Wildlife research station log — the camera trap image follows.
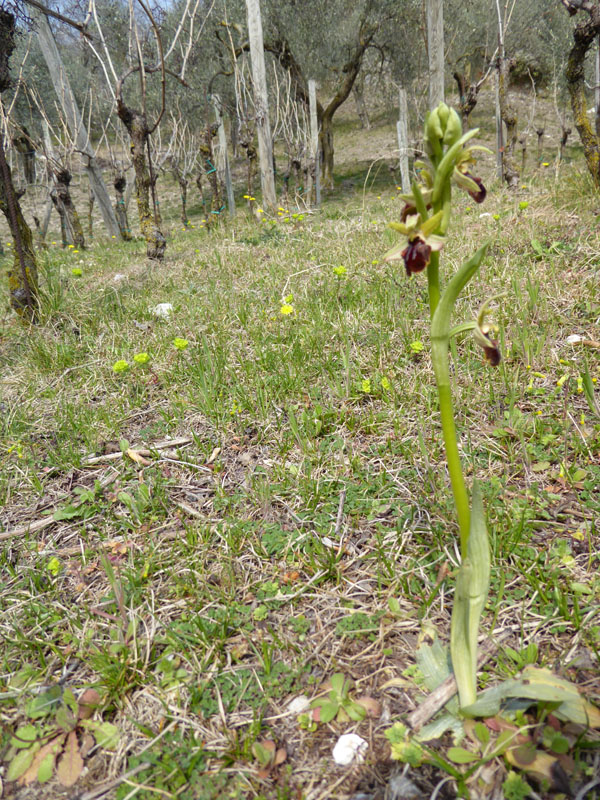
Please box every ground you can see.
[0,88,599,799]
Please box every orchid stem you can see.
[427,250,440,319]
[431,338,471,557]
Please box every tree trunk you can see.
[239,139,257,204]
[212,95,235,217]
[397,86,410,193]
[50,189,69,247]
[498,56,520,189]
[87,187,94,240]
[320,112,335,189]
[565,9,600,186]
[195,169,209,220]
[12,127,36,184]
[559,126,572,162]
[201,124,224,218]
[116,101,166,260]
[536,127,544,165]
[0,9,39,320]
[519,136,527,174]
[453,71,480,128]
[54,168,85,249]
[309,78,320,207]
[267,24,374,190]
[0,140,39,318]
[352,82,371,129]
[178,176,188,225]
[113,175,132,240]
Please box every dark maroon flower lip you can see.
[482,337,501,366]
[400,203,417,223]
[402,238,432,276]
[466,174,486,204]
[401,201,432,222]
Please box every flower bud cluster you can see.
[425,102,463,157]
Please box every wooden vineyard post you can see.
[595,36,600,138]
[245,0,276,210]
[427,0,444,108]
[495,69,504,181]
[309,79,320,207]
[212,95,235,217]
[397,87,410,192]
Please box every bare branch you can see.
[23,0,92,38]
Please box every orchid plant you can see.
[384,102,496,711]
[381,105,600,795]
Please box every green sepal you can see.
[420,210,444,238]
[383,240,408,262]
[453,169,482,195]
[412,181,430,220]
[432,129,480,206]
[449,321,476,339]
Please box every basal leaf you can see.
[447,746,479,764]
[26,685,62,719]
[7,745,39,782]
[90,721,120,750]
[11,724,38,749]
[56,731,84,787]
[53,504,85,521]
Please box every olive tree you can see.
[0,3,38,319]
[561,0,600,186]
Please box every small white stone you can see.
[113,273,127,283]
[479,212,491,218]
[332,733,368,766]
[566,334,583,344]
[151,302,174,318]
[287,695,310,714]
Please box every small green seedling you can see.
[3,685,119,788]
[251,739,287,779]
[309,673,366,724]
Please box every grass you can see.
[1,106,600,799]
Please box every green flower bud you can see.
[426,108,443,142]
[437,102,450,128]
[425,110,444,159]
[443,107,463,146]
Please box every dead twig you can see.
[69,761,151,800]
[82,436,192,465]
[0,470,118,541]
[334,488,346,538]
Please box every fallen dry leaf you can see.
[126,448,152,467]
[206,446,221,464]
[356,695,382,718]
[78,689,100,720]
